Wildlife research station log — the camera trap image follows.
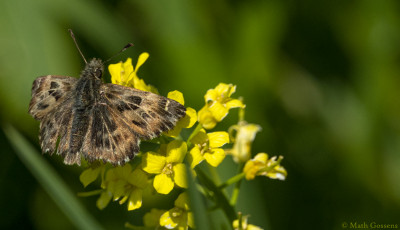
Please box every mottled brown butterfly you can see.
[28,30,186,166]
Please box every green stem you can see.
[230,163,245,205]
[218,172,245,189]
[195,168,237,223]
[230,178,242,206]
[77,189,103,197]
[186,123,203,148]
[238,212,243,230]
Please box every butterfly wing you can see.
[79,83,186,165]
[29,75,77,120]
[29,75,77,157]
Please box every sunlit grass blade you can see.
[3,124,104,230]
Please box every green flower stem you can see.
[238,212,244,230]
[230,163,244,205]
[195,168,237,223]
[230,177,242,206]
[218,172,245,189]
[3,124,104,230]
[77,189,103,197]
[186,123,203,148]
[195,182,211,199]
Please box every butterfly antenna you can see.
[104,43,134,64]
[68,29,87,64]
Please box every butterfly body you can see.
[29,58,186,166]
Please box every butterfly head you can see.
[84,58,104,79]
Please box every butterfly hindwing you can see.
[80,102,140,165]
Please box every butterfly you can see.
[28,30,186,166]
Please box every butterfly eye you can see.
[94,69,102,78]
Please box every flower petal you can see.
[110,180,126,200]
[187,212,195,228]
[142,152,166,174]
[254,153,268,163]
[165,107,196,137]
[174,192,190,210]
[243,160,259,180]
[198,106,218,129]
[96,191,112,210]
[160,209,178,229]
[144,209,166,227]
[215,83,232,96]
[127,189,143,211]
[173,163,188,188]
[128,169,148,188]
[154,174,174,194]
[108,62,123,84]
[226,98,245,109]
[122,58,135,84]
[80,167,101,187]
[135,52,149,73]
[185,107,197,128]
[265,165,287,180]
[189,129,208,145]
[168,90,184,105]
[208,101,229,121]
[208,131,229,148]
[166,140,187,163]
[188,146,204,168]
[204,88,218,102]
[204,148,226,167]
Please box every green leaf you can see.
[3,124,104,230]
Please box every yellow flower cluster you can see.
[228,121,262,163]
[198,83,245,129]
[108,53,158,93]
[132,193,194,230]
[243,153,287,181]
[79,53,286,230]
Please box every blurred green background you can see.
[1,0,400,229]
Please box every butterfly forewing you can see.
[29,75,77,120]
[29,75,77,156]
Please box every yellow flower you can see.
[165,90,197,137]
[228,121,262,163]
[96,164,148,211]
[108,53,158,93]
[198,83,245,129]
[188,129,229,168]
[142,140,188,194]
[233,214,263,230]
[243,153,287,181]
[160,192,194,230]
